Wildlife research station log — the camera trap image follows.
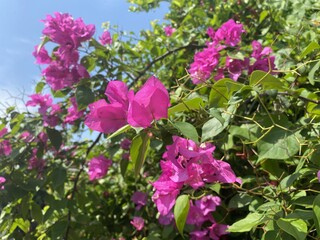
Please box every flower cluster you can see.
[28,148,46,172]
[85,76,170,133]
[88,155,112,181]
[131,191,148,210]
[164,25,176,37]
[0,176,6,190]
[26,94,61,127]
[187,196,228,240]
[189,19,276,83]
[130,216,145,231]
[64,97,84,125]
[0,128,11,157]
[99,31,112,45]
[152,136,239,216]
[33,12,95,90]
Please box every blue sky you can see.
[0,0,169,112]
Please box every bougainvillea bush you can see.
[1,0,320,239]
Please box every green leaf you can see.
[81,55,96,72]
[174,122,199,143]
[174,195,190,237]
[50,167,67,189]
[228,193,253,209]
[313,194,320,236]
[31,203,43,223]
[35,81,45,93]
[10,218,30,233]
[209,78,243,108]
[279,172,301,189]
[51,221,68,239]
[75,85,95,110]
[276,218,307,240]
[130,132,150,177]
[46,128,62,151]
[37,36,50,53]
[250,70,285,90]
[107,124,131,140]
[172,0,185,8]
[228,212,264,232]
[259,10,269,23]
[308,60,320,85]
[257,128,301,161]
[300,41,320,58]
[201,104,235,141]
[168,97,204,116]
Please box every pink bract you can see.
[131,191,148,210]
[64,97,84,124]
[127,76,170,128]
[0,176,6,190]
[99,31,112,45]
[0,140,12,156]
[33,45,51,64]
[0,128,8,138]
[213,19,245,46]
[42,12,95,50]
[88,155,112,181]
[164,25,176,37]
[130,216,144,231]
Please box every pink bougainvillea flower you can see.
[213,19,245,46]
[164,25,176,37]
[317,170,320,182]
[85,81,133,134]
[251,40,272,60]
[195,195,221,216]
[188,45,220,84]
[120,138,131,150]
[186,203,209,227]
[208,223,228,240]
[42,12,95,50]
[99,31,112,45]
[249,56,276,74]
[130,216,144,231]
[28,149,46,171]
[20,131,33,143]
[127,76,170,128]
[64,97,84,124]
[88,155,112,181]
[0,176,6,190]
[131,191,148,210]
[249,40,276,74]
[190,230,209,240]
[158,211,174,225]
[33,45,51,64]
[105,81,134,109]
[26,94,53,115]
[152,136,239,216]
[0,127,8,138]
[42,62,89,91]
[0,140,12,156]
[207,27,215,40]
[225,57,249,81]
[85,99,128,134]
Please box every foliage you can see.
[0,0,320,239]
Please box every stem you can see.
[128,43,205,88]
[64,133,102,239]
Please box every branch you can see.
[64,132,102,239]
[129,43,205,88]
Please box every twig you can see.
[64,132,103,239]
[128,43,205,88]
